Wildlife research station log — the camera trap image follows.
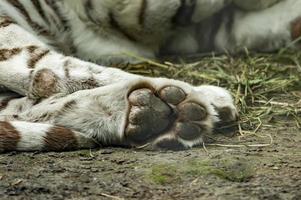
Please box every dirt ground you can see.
[0,54,301,200]
[0,125,300,200]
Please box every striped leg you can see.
[0,121,97,152]
[0,75,238,152]
[0,16,138,98]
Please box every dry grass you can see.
[120,50,301,143]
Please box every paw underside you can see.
[124,86,237,150]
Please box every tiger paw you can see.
[124,82,237,150]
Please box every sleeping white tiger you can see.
[0,0,300,152]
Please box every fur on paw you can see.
[124,82,219,150]
[195,85,238,135]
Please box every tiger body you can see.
[1,0,300,64]
[0,0,300,152]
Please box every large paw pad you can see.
[125,86,211,150]
[126,88,173,144]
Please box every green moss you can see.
[149,164,180,185]
[78,150,94,157]
[148,159,254,185]
[184,159,254,182]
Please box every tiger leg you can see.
[2,76,236,151]
[0,121,97,152]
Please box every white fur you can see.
[215,0,301,52]
[193,0,229,22]
[195,85,237,120]
[12,121,49,151]
[234,0,282,11]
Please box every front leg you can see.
[0,77,237,152]
[16,77,237,150]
